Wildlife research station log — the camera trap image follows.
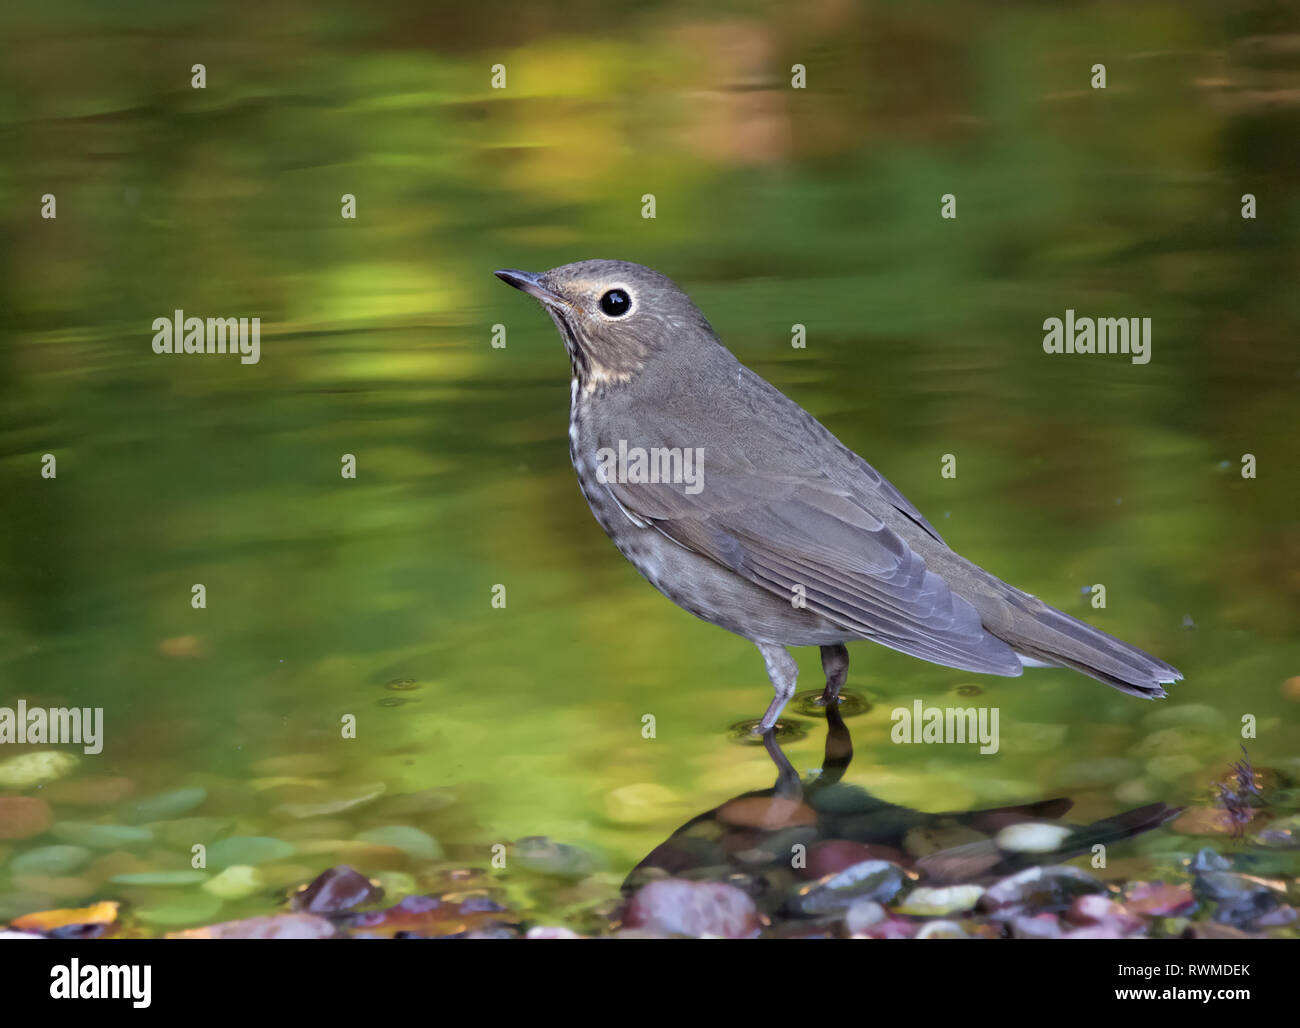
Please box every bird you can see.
[495,259,1183,732]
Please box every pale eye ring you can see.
[599,288,631,317]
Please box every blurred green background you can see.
[0,0,1297,932]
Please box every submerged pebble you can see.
[9,845,92,876]
[514,837,604,878]
[85,851,153,880]
[9,899,119,934]
[354,825,442,861]
[110,871,210,887]
[201,865,264,900]
[995,822,1073,854]
[206,836,296,869]
[123,787,208,824]
[0,798,54,840]
[787,860,907,915]
[136,891,223,926]
[1063,894,1145,936]
[169,913,338,939]
[895,884,985,916]
[1194,871,1284,926]
[291,865,383,914]
[0,752,80,789]
[526,925,582,939]
[51,822,153,850]
[622,879,761,939]
[979,865,1105,917]
[844,899,886,933]
[915,919,968,939]
[43,777,135,806]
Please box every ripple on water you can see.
[727,719,811,743]
[790,689,870,718]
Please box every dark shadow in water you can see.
[626,703,1180,898]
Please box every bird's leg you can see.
[754,642,799,733]
[818,643,849,707]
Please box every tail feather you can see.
[997,596,1182,698]
[946,558,1184,698]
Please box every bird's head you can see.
[495,259,716,389]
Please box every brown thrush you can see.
[496,260,1182,731]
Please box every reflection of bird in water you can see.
[625,703,1180,902]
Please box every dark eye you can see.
[599,288,631,317]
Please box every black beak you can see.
[494,269,572,310]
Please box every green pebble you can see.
[206,836,295,869]
[123,787,208,824]
[51,822,154,849]
[135,891,223,926]
[354,825,442,861]
[201,865,264,900]
[9,845,93,876]
[110,870,210,886]
[0,751,80,789]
